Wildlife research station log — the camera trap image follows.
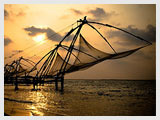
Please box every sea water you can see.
[4,79,156,116]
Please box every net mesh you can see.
[48,52,72,75]
[4,58,36,77]
[48,34,144,75]
[74,34,111,65]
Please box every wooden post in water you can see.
[25,72,28,85]
[15,76,19,90]
[61,76,64,91]
[10,77,13,85]
[55,76,58,91]
[33,77,36,90]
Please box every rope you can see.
[5,22,77,60]
[88,21,152,45]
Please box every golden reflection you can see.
[27,91,47,116]
[30,105,44,116]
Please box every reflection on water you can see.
[4,79,156,116]
[29,105,43,116]
[28,91,45,116]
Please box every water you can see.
[4,79,156,116]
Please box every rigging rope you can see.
[5,21,77,61]
[88,21,152,45]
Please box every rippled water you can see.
[4,79,156,116]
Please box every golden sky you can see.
[4,4,156,80]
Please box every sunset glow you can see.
[4,4,156,80]
[33,34,46,43]
[4,4,156,117]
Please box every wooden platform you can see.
[4,75,64,91]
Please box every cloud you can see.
[87,8,117,21]
[16,10,26,17]
[24,26,63,41]
[70,8,82,15]
[4,9,9,20]
[87,8,106,21]
[61,7,117,22]
[108,24,156,46]
[4,37,12,46]
[4,7,26,21]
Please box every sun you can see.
[33,34,46,43]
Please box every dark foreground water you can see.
[4,79,156,116]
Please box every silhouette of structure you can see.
[4,16,152,91]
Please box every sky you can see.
[4,4,156,80]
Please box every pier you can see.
[5,75,64,91]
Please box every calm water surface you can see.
[4,79,156,116]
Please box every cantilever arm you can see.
[20,63,31,68]
[29,50,53,73]
[87,23,117,54]
[88,21,152,45]
[59,24,81,45]
[21,58,36,66]
[29,24,81,74]
[61,45,98,60]
[60,45,81,63]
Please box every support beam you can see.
[87,23,117,54]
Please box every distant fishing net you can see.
[4,57,36,77]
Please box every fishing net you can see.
[47,34,144,75]
[4,57,36,77]
[48,53,72,76]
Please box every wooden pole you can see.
[33,77,36,90]
[61,76,64,91]
[15,76,19,90]
[55,17,86,91]
[55,76,58,91]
